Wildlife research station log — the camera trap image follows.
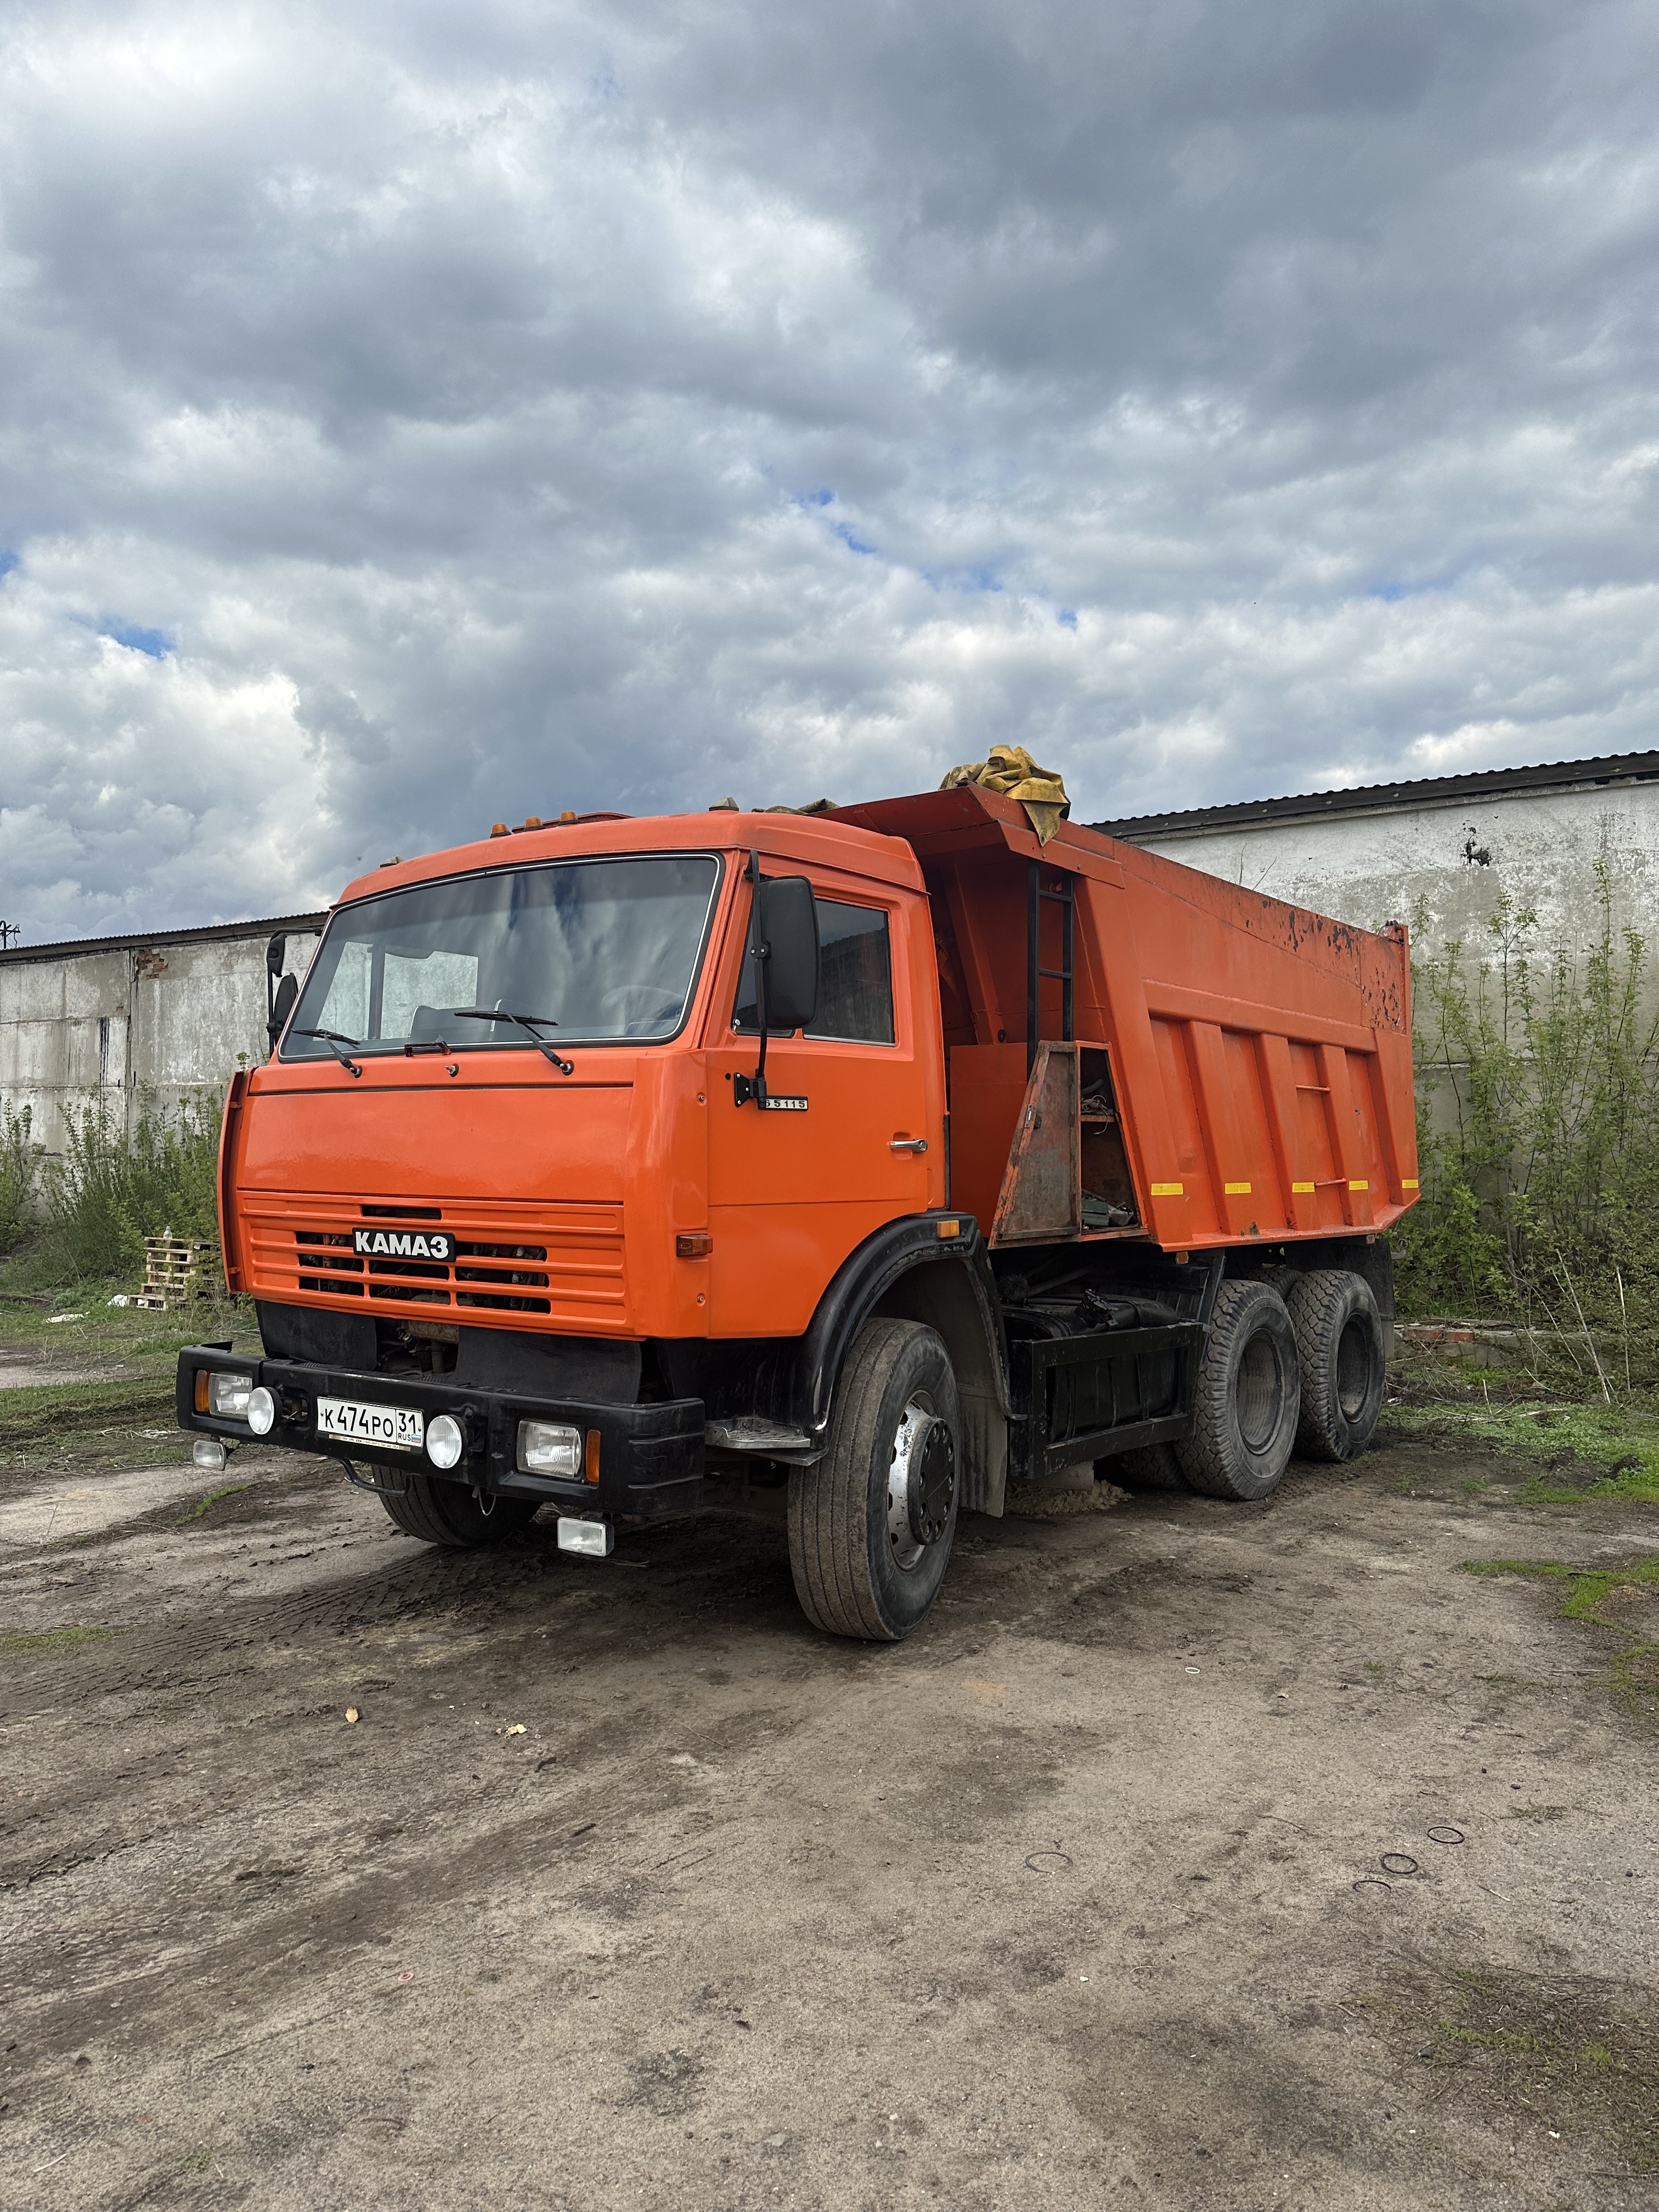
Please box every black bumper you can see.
[176,1346,704,1521]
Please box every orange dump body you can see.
[836,784,1419,1252]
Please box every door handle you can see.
[889,1136,928,1154]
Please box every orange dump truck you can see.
[177,782,1418,1640]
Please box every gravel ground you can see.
[1,1417,1656,2211]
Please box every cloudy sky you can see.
[2,0,1656,937]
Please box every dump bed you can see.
[835,785,1418,1253]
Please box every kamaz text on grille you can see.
[352,1228,454,1261]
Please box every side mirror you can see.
[755,874,819,1033]
[268,970,299,1051]
[266,933,287,979]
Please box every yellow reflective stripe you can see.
[1290,1181,1315,1194]
[1349,1179,1369,1192]
[1402,1178,1420,1190]
[1223,1182,1251,1195]
[1149,1182,1184,1198]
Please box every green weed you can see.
[1395,868,1659,1385]
[1390,1396,1659,1503]
[42,1092,221,1281]
[1357,1957,1659,2173]
[179,1482,255,1522]
[0,1089,223,1288]
[0,1623,119,1656]
[0,1101,41,1255]
[0,1376,181,1452]
[1462,1556,1659,1716]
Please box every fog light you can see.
[556,1515,613,1558]
[193,1436,228,1473]
[426,1412,465,1470]
[246,1386,276,1437]
[207,1370,254,1419]
[517,1419,583,1478]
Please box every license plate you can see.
[317,1397,425,1452]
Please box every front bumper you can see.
[176,1346,703,1520]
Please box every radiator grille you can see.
[244,1196,626,1329]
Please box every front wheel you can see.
[788,1318,960,1641]
[379,1475,540,1548]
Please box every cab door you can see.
[704,871,943,1339]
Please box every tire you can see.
[379,1476,541,1548]
[1285,1269,1386,1462]
[1110,1442,1190,1493]
[787,1318,960,1641]
[1175,1280,1300,1502]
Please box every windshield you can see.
[282,854,723,1059]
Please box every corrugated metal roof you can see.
[1094,749,1659,841]
[0,911,329,967]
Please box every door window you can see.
[735,899,895,1044]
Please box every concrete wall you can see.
[1124,781,1659,985]
[0,921,323,1160]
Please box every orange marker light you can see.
[193,1368,210,1413]
[489,822,509,837]
[935,1218,961,1238]
[584,1429,601,1485]
[560,810,578,823]
[675,1231,713,1258]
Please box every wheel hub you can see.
[887,1398,956,1570]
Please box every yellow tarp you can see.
[940,744,1070,844]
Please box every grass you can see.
[1462,1556,1659,1720]
[0,1623,120,1656]
[1355,1956,1659,2175]
[0,1375,184,1453]
[178,1481,256,1522]
[1387,1391,1659,1504]
[0,1266,256,1470]
[0,1266,245,1362]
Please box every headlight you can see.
[207,1370,255,1419]
[246,1386,276,1436]
[517,1419,583,1478]
[426,1412,465,1470]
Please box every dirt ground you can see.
[2,1370,1657,2210]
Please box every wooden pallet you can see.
[134,1233,219,1311]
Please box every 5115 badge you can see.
[352,1227,454,1261]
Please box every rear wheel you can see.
[1176,1280,1300,1501]
[379,1476,540,1548]
[1285,1269,1386,1462]
[788,1318,960,1641]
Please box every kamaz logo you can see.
[352,1228,453,1261]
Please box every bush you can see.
[1395,864,1659,1361]
[39,1092,221,1283]
[0,1101,42,1254]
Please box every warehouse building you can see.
[1098,750,1659,968]
[0,914,324,1159]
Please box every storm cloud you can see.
[2,0,1655,933]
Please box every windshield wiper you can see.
[296,1027,363,1078]
[449,1008,575,1076]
